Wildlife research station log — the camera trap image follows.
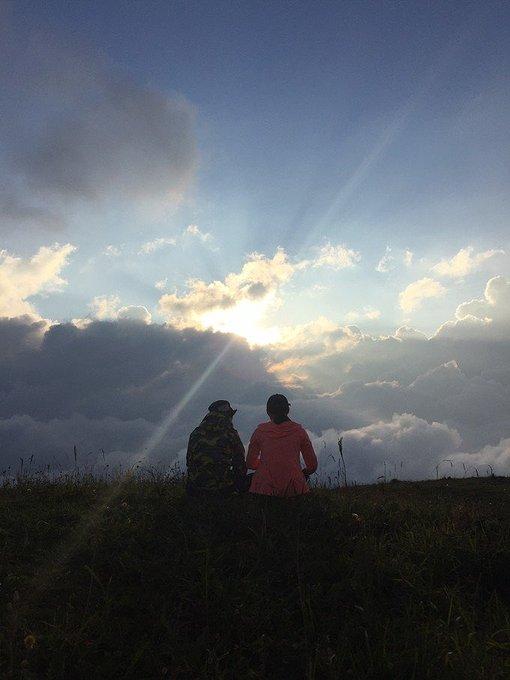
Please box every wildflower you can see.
[24,634,36,649]
[83,639,94,647]
[121,501,129,508]
[352,513,363,522]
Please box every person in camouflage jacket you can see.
[186,400,248,496]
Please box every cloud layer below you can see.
[1,268,510,484]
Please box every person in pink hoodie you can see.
[246,394,318,497]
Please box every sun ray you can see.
[141,338,234,460]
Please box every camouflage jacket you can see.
[186,412,246,494]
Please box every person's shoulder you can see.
[250,422,269,436]
[290,421,308,435]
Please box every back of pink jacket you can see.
[246,420,318,496]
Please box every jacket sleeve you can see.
[300,428,318,475]
[246,428,261,470]
[231,431,247,479]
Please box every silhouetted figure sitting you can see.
[247,394,318,497]
[186,400,249,497]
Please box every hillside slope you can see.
[1,477,510,679]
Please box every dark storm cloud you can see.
[0,26,196,231]
[0,317,287,471]
[0,319,277,425]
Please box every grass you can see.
[1,475,510,679]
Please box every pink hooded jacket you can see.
[246,420,318,497]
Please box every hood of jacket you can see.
[256,420,302,439]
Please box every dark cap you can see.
[208,399,237,417]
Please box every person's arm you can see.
[246,429,261,470]
[300,428,318,476]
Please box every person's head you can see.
[266,393,291,424]
[208,399,237,419]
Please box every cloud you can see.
[139,238,177,255]
[139,225,214,259]
[84,296,151,324]
[435,275,510,340]
[0,243,76,317]
[376,246,413,273]
[155,278,168,291]
[268,319,363,387]
[432,246,504,279]
[376,246,394,273]
[313,243,361,270]
[312,413,461,484]
[184,224,213,243]
[0,316,284,473]
[0,192,66,231]
[103,245,122,258]
[158,248,295,329]
[267,276,510,395]
[399,277,446,312]
[403,249,413,267]
[1,28,196,231]
[394,325,428,341]
[88,295,121,321]
[157,243,363,337]
[0,318,278,426]
[117,305,152,324]
[2,274,510,482]
[452,438,510,477]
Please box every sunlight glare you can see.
[201,299,281,347]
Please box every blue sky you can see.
[2,0,510,337]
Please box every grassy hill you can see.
[1,475,510,679]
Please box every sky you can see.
[1,0,510,483]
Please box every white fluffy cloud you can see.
[157,244,362,343]
[86,296,151,324]
[117,305,152,324]
[88,295,121,320]
[158,248,296,329]
[313,242,361,269]
[436,275,510,339]
[399,277,446,312]
[0,243,76,317]
[432,246,504,279]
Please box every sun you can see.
[201,299,281,347]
